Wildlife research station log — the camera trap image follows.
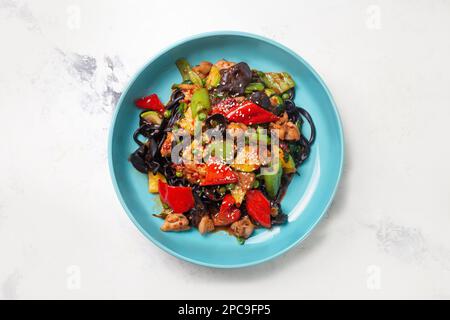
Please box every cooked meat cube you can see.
[198,215,215,235]
[192,61,213,77]
[230,216,255,239]
[161,213,190,232]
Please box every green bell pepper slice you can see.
[176,58,192,82]
[260,72,295,95]
[176,58,203,86]
[262,161,282,199]
[244,82,265,94]
[190,88,211,118]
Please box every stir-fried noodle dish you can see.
[129,59,315,244]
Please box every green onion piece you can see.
[244,82,265,94]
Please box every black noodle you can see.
[129,89,185,175]
[298,107,316,145]
[284,99,316,167]
[161,158,187,186]
[284,99,300,123]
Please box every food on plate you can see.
[129,58,316,244]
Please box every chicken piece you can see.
[183,90,194,102]
[237,171,255,190]
[198,215,215,235]
[192,61,212,78]
[277,112,289,125]
[160,132,174,157]
[215,59,236,70]
[230,216,255,239]
[227,122,248,139]
[173,163,206,185]
[228,122,247,130]
[176,83,200,103]
[269,112,288,139]
[269,122,284,140]
[177,84,199,91]
[231,172,255,206]
[284,122,301,141]
[269,112,300,141]
[161,213,190,232]
[179,85,200,103]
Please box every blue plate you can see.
[108,31,344,268]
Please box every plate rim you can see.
[108,30,345,268]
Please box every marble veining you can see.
[376,219,427,264]
[55,48,128,114]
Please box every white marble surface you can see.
[1,0,450,300]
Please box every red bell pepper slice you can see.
[199,162,238,186]
[226,101,279,125]
[135,93,165,113]
[245,190,271,228]
[210,97,241,116]
[158,180,194,213]
[213,194,241,226]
